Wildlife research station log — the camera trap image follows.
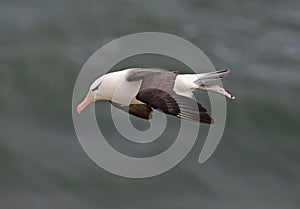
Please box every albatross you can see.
[76,68,234,124]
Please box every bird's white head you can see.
[76,76,105,114]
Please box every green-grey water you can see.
[1,0,299,208]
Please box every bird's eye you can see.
[91,86,98,92]
[91,81,102,92]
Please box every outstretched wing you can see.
[126,68,213,124]
[136,88,213,124]
[126,68,178,92]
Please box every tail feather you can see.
[174,69,234,100]
[194,69,235,100]
[194,69,230,84]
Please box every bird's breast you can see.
[101,71,142,105]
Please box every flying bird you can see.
[76,68,234,124]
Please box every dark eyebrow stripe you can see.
[91,82,102,91]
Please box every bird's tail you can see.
[175,69,235,99]
[193,69,230,84]
[195,69,235,99]
[197,83,235,99]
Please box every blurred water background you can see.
[0,0,299,208]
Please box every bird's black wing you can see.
[136,88,213,124]
[126,68,213,124]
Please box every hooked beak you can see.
[76,92,94,114]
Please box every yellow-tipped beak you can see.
[76,92,94,114]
